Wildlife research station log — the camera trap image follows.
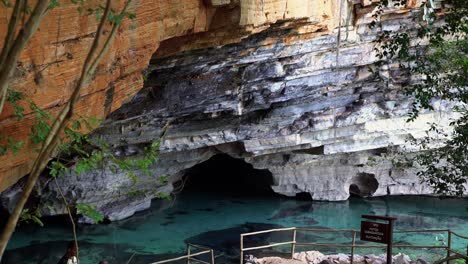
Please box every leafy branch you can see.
[371,0,468,195]
[0,0,135,259]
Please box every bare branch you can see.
[54,178,79,259]
[0,0,49,115]
[0,0,129,259]
[0,0,25,67]
[88,0,133,75]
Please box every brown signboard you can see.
[360,221,390,244]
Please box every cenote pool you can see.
[3,192,468,264]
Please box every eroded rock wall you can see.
[3,1,465,221]
[88,2,460,207]
[0,0,334,192]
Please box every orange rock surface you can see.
[0,0,344,192]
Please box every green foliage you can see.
[20,208,44,227]
[48,116,160,186]
[0,136,24,156]
[155,191,171,200]
[86,6,136,24]
[1,0,12,7]
[29,100,52,145]
[6,90,25,120]
[47,0,60,10]
[49,160,69,177]
[1,1,143,227]
[126,189,171,200]
[127,189,146,197]
[372,0,468,195]
[158,175,169,185]
[104,140,161,180]
[76,203,104,223]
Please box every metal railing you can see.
[150,243,215,264]
[240,228,468,264]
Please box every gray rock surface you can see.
[257,251,420,264]
[2,4,466,221]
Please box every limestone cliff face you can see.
[0,0,336,192]
[3,1,465,222]
[92,2,459,205]
[4,1,464,222]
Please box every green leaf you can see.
[20,208,44,227]
[155,192,171,200]
[48,0,60,10]
[76,203,104,223]
[7,138,24,155]
[0,136,24,156]
[124,12,136,20]
[30,119,51,144]
[95,7,103,21]
[71,119,82,130]
[6,90,25,120]
[49,161,69,177]
[1,0,12,7]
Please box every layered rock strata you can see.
[2,2,466,221]
[0,0,337,192]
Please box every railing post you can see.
[211,249,215,264]
[186,243,191,264]
[240,234,244,264]
[447,230,452,264]
[291,228,297,259]
[351,230,356,264]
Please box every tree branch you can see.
[0,0,49,115]
[88,0,133,75]
[0,0,127,259]
[54,178,79,260]
[0,0,25,67]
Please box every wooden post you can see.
[447,230,452,264]
[387,218,394,264]
[351,231,356,264]
[240,235,244,264]
[291,228,297,259]
[210,249,215,264]
[186,243,191,264]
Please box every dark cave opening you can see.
[349,173,379,197]
[295,192,312,200]
[181,154,275,196]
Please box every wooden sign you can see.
[360,221,389,244]
[361,215,397,264]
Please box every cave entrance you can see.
[349,173,379,197]
[182,154,275,196]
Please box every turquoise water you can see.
[3,193,468,264]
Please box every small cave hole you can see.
[295,192,312,200]
[182,154,275,196]
[349,173,379,197]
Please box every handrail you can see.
[447,249,468,259]
[450,231,468,240]
[239,228,468,264]
[242,227,296,236]
[149,250,210,264]
[394,229,450,233]
[243,241,294,251]
[296,227,357,232]
[150,243,215,264]
[187,243,213,251]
